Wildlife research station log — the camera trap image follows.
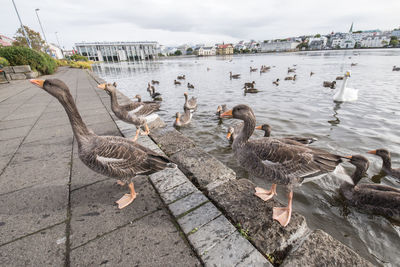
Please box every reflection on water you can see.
[93,49,400,266]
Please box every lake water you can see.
[93,49,400,266]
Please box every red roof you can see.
[218,44,232,48]
[0,35,15,47]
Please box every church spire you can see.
[349,22,354,33]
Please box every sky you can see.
[1,0,399,50]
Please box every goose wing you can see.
[132,102,161,116]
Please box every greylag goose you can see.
[147,86,162,101]
[255,124,317,145]
[244,81,255,88]
[230,72,241,79]
[177,75,185,80]
[216,104,228,117]
[187,83,195,89]
[30,79,173,209]
[226,123,243,143]
[340,155,400,220]
[272,78,280,86]
[184,92,197,111]
[284,74,297,81]
[174,80,181,85]
[221,105,342,227]
[151,80,160,85]
[368,149,400,182]
[97,83,150,141]
[250,67,258,72]
[173,108,192,127]
[323,81,336,89]
[393,66,400,71]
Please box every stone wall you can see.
[0,65,38,83]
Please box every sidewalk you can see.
[0,67,201,266]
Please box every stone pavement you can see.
[0,68,201,266]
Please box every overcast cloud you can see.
[1,0,399,49]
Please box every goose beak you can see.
[255,125,262,130]
[367,150,376,155]
[220,109,233,118]
[343,156,352,159]
[30,79,44,88]
[97,83,106,90]
[226,132,232,139]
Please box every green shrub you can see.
[0,57,9,66]
[70,54,88,61]
[0,46,57,74]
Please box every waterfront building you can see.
[217,44,234,55]
[194,46,216,56]
[308,37,328,50]
[391,30,400,38]
[75,41,158,62]
[0,34,14,46]
[48,43,64,59]
[259,41,299,52]
[361,35,391,48]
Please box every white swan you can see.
[333,70,358,102]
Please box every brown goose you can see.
[243,87,260,94]
[244,81,255,88]
[393,66,400,71]
[340,155,400,220]
[310,71,315,77]
[134,94,159,105]
[173,108,192,127]
[30,79,173,209]
[336,76,344,80]
[97,83,150,141]
[284,74,297,81]
[151,80,160,85]
[368,149,400,182]
[255,124,317,145]
[184,92,197,111]
[229,72,241,79]
[226,123,243,143]
[323,81,336,89]
[287,67,296,73]
[187,83,195,89]
[174,80,181,85]
[250,67,258,72]
[221,105,342,227]
[216,104,228,117]
[177,75,185,80]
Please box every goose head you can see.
[134,94,141,101]
[97,83,116,95]
[344,155,369,184]
[368,148,390,160]
[175,112,181,122]
[255,124,271,136]
[220,104,255,121]
[226,126,234,140]
[30,79,71,101]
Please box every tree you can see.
[389,36,399,47]
[174,50,182,56]
[13,25,46,51]
[314,34,321,38]
[186,47,193,55]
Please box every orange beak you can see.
[30,79,44,88]
[220,109,233,118]
[226,132,232,139]
[343,156,352,159]
[255,125,262,130]
[97,83,106,90]
[367,150,376,155]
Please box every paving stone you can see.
[208,179,308,256]
[0,224,65,266]
[188,215,236,255]
[12,65,31,73]
[0,117,35,130]
[24,123,73,143]
[10,73,26,80]
[202,231,256,266]
[168,191,209,218]
[177,201,221,234]
[25,71,39,79]
[149,127,195,156]
[2,66,14,73]
[70,210,201,267]
[70,176,162,248]
[159,181,198,204]
[0,125,31,140]
[171,147,236,189]
[149,167,188,193]
[236,249,272,267]
[281,229,373,267]
[0,137,23,157]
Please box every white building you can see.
[195,46,216,56]
[308,37,328,50]
[48,43,64,59]
[361,35,391,48]
[259,41,299,52]
[391,30,400,38]
[331,34,356,49]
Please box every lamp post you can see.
[11,0,31,48]
[55,31,64,58]
[34,8,48,46]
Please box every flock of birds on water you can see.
[28,61,400,227]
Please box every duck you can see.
[177,75,185,80]
[287,67,296,73]
[243,87,260,94]
[336,76,344,80]
[230,72,241,79]
[98,83,153,141]
[333,70,358,102]
[220,104,342,227]
[30,79,173,209]
[187,83,195,89]
[207,67,211,71]
[147,83,155,92]
[183,92,197,111]
[226,123,243,143]
[250,67,258,72]
[393,66,400,71]
[272,78,280,86]
[244,81,255,88]
[255,124,317,145]
[216,104,228,117]
[284,74,297,81]
[173,108,192,127]
[260,66,270,73]
[310,72,315,77]
[133,94,159,105]
[151,80,160,85]
[351,63,357,67]
[367,149,400,182]
[340,155,400,220]
[323,81,336,89]
[147,86,162,101]
[174,80,181,85]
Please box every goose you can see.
[250,67,258,72]
[340,155,400,220]
[177,75,185,80]
[333,70,358,102]
[133,94,159,105]
[147,86,162,101]
[174,80,181,85]
[244,81,255,88]
[272,78,280,86]
[351,63,357,67]
[284,74,297,81]
[310,72,315,77]
[183,92,197,111]
[323,81,336,89]
[226,123,243,143]
[255,124,317,145]
[98,83,152,141]
[220,104,342,227]
[147,83,155,92]
[151,80,160,85]
[216,104,228,117]
[368,149,400,182]
[30,79,173,209]
[187,83,195,89]
[393,66,400,71]
[260,66,270,73]
[336,76,344,80]
[207,67,211,71]
[244,87,260,94]
[287,67,296,73]
[230,72,241,79]
[173,108,192,127]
